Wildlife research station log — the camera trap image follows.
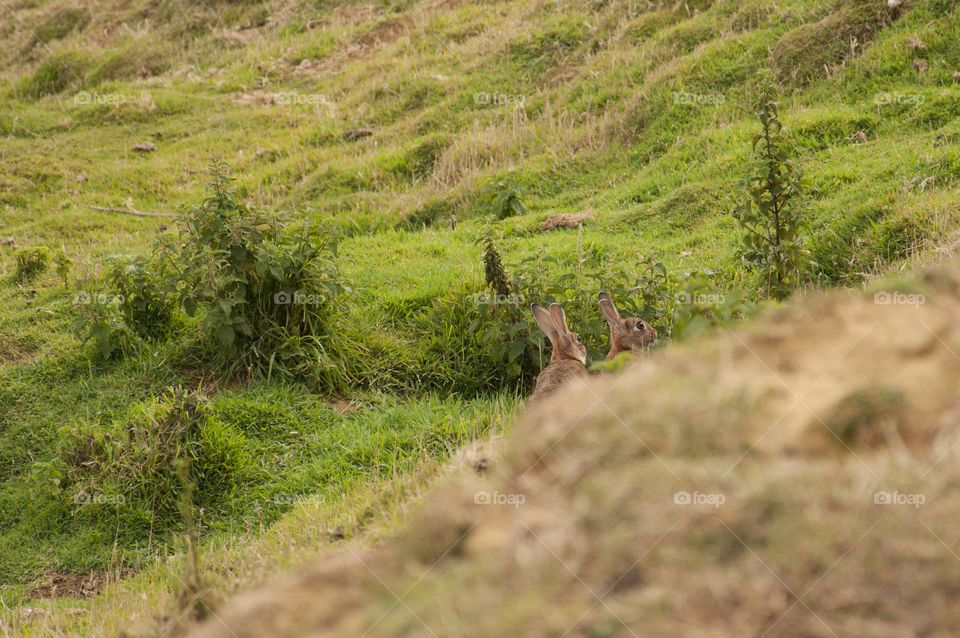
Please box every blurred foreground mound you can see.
[189,261,960,638]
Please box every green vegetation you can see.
[1,0,959,633]
[479,174,528,220]
[163,161,346,383]
[13,245,51,281]
[733,78,809,300]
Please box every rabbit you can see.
[597,291,657,360]
[529,302,587,401]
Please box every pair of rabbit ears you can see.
[531,303,571,341]
[597,291,623,326]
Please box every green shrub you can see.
[671,273,756,341]
[14,245,51,280]
[448,234,752,392]
[107,255,177,340]
[166,161,348,386]
[733,78,810,300]
[479,174,527,220]
[65,163,350,384]
[70,291,133,360]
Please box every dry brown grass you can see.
[540,211,592,230]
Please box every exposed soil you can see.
[29,571,110,599]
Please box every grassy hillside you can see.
[2,0,960,634]
[183,258,960,637]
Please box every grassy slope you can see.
[1,0,960,632]
[185,259,960,638]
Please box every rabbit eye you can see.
[635,322,644,330]
[576,335,582,343]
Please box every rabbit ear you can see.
[531,303,558,342]
[597,291,622,326]
[549,303,570,334]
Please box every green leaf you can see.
[218,324,235,345]
[508,339,526,361]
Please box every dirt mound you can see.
[186,260,960,637]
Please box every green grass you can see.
[1,0,960,628]
[0,373,512,589]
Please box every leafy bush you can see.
[71,292,133,360]
[67,162,350,387]
[14,245,51,280]
[108,256,178,340]
[671,272,756,341]
[164,161,348,385]
[733,78,810,300]
[479,174,527,219]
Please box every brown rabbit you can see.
[529,303,587,401]
[597,291,657,360]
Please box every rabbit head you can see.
[597,291,657,360]
[531,302,587,365]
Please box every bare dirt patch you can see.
[29,572,109,599]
